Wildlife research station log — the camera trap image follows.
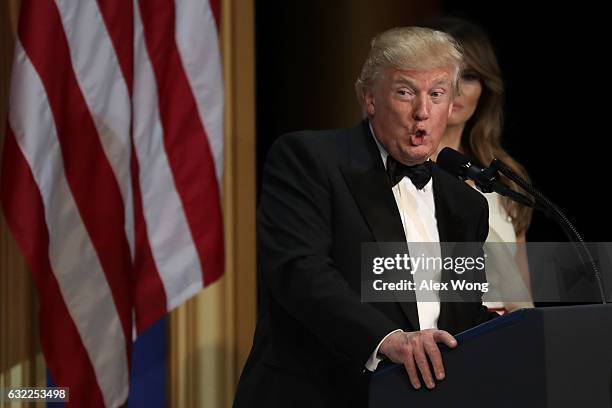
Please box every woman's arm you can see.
[515,232,531,293]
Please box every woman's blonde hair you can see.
[355,26,464,104]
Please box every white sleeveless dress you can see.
[479,191,534,313]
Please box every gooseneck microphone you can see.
[436,147,607,304]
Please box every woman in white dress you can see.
[426,17,534,313]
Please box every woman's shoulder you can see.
[470,184,517,243]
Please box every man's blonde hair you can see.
[355,26,464,104]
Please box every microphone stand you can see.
[484,158,607,304]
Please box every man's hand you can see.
[378,329,457,390]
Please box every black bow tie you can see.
[386,156,432,189]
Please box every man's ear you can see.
[363,87,375,116]
[448,100,454,118]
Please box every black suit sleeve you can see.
[257,133,399,366]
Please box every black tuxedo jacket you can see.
[234,121,493,407]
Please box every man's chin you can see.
[398,147,433,165]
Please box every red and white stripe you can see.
[0,0,224,406]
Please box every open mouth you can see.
[411,129,427,145]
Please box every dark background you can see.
[255,0,611,243]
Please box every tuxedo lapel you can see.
[432,165,476,330]
[339,156,405,244]
[431,164,460,243]
[340,121,420,330]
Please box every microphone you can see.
[437,147,533,207]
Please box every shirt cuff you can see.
[365,329,403,372]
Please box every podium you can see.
[369,304,612,408]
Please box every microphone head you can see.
[437,147,471,179]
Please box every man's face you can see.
[365,67,454,166]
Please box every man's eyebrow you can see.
[431,78,451,88]
[391,78,417,88]
[391,77,451,89]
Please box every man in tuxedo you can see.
[234,27,495,407]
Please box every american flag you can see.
[0,0,224,406]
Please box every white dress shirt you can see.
[365,124,443,371]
